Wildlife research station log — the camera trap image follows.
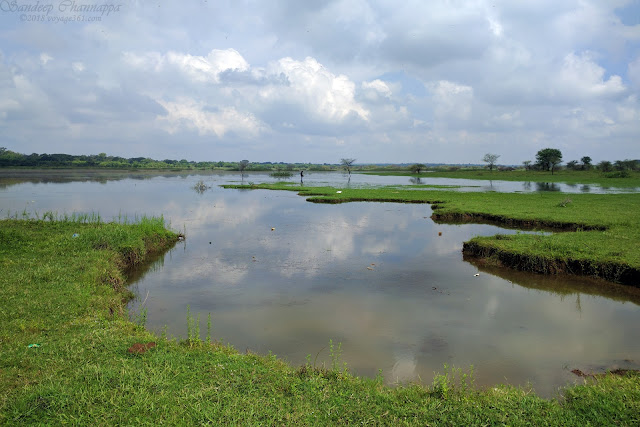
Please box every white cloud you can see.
[124,48,249,83]
[429,80,474,121]
[261,56,369,122]
[617,96,640,122]
[156,98,266,138]
[72,62,85,73]
[557,52,626,99]
[39,53,53,66]
[362,79,392,99]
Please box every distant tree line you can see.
[522,148,639,175]
[0,148,334,171]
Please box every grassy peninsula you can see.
[1,215,639,424]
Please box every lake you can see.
[2,170,639,398]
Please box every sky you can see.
[0,0,639,165]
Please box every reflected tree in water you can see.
[535,182,560,192]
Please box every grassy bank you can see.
[363,169,640,187]
[223,183,640,285]
[1,218,639,424]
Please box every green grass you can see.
[1,216,639,424]
[222,183,640,284]
[364,168,640,187]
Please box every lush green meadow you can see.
[1,216,639,424]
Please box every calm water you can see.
[2,170,639,397]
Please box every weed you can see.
[269,171,294,178]
[329,339,347,373]
[557,198,573,207]
[430,364,475,399]
[193,180,209,193]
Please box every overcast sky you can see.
[1,1,639,164]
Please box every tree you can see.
[522,160,532,170]
[581,156,592,170]
[238,159,250,175]
[340,158,356,175]
[482,153,500,171]
[566,160,579,170]
[409,163,426,174]
[535,148,563,175]
[598,160,612,172]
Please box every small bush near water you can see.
[193,179,210,193]
[270,170,294,178]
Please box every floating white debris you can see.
[474,273,480,277]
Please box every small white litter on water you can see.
[474,273,480,277]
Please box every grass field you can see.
[1,216,639,424]
[363,168,640,188]
[223,183,640,285]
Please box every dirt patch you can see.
[432,211,603,232]
[571,368,639,378]
[127,342,156,355]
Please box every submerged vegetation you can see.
[1,217,639,424]
[222,183,640,285]
[269,170,294,178]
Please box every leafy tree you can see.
[597,160,612,172]
[522,160,532,170]
[566,160,579,170]
[581,156,592,170]
[615,159,639,171]
[238,159,250,174]
[409,163,426,174]
[340,158,356,175]
[482,153,500,171]
[535,148,563,175]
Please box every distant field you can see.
[363,169,640,187]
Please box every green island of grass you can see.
[1,214,639,424]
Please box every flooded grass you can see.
[1,218,639,424]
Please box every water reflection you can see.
[1,169,639,194]
[535,182,561,192]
